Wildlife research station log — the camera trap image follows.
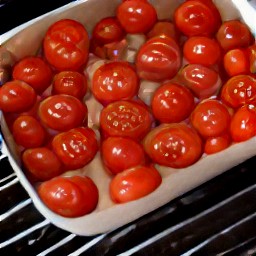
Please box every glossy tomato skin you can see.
[12,115,46,148]
[221,75,256,109]
[0,80,37,113]
[136,37,181,82]
[92,61,139,104]
[110,165,162,203]
[22,147,63,181]
[52,71,88,100]
[204,133,231,155]
[52,127,98,170]
[38,175,98,217]
[38,94,87,131]
[116,0,157,34]
[101,137,146,175]
[151,82,195,123]
[43,19,89,71]
[143,123,203,168]
[12,56,53,94]
[100,100,152,140]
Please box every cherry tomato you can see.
[100,100,152,140]
[190,99,231,138]
[216,20,253,52]
[38,94,87,131]
[180,64,221,99]
[110,165,162,203]
[12,115,46,148]
[204,133,231,155]
[116,0,157,34]
[52,71,88,100]
[220,75,256,108]
[248,44,256,74]
[230,104,256,142]
[0,80,37,113]
[183,36,221,66]
[144,123,203,168]
[22,147,63,181]
[92,61,139,104]
[101,137,146,175]
[136,36,181,82]
[43,19,90,71]
[151,82,195,123]
[174,0,221,37]
[12,56,53,94]
[52,127,98,170]
[38,175,98,217]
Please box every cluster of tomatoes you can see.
[0,0,256,218]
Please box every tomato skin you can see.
[110,165,162,203]
[143,123,203,168]
[151,82,195,123]
[190,99,231,138]
[12,115,46,148]
[43,19,89,71]
[12,56,53,94]
[92,61,139,104]
[38,94,87,131]
[0,80,37,113]
[116,0,157,34]
[136,37,181,82]
[204,133,231,155]
[100,100,152,140]
[52,71,88,100]
[37,175,98,217]
[22,147,63,181]
[52,127,98,170]
[183,36,221,67]
[230,104,256,142]
[101,137,146,175]
[220,75,256,109]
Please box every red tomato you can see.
[248,44,256,73]
[92,17,125,45]
[116,0,157,34]
[52,127,98,170]
[183,36,221,66]
[43,19,90,71]
[180,64,221,99]
[12,56,53,94]
[230,104,256,142]
[174,0,221,37]
[100,100,152,140]
[101,137,146,175]
[22,147,63,181]
[38,175,98,217]
[0,80,37,113]
[204,133,231,155]
[151,82,195,123]
[143,123,203,168]
[12,115,46,148]
[38,94,87,131]
[136,37,181,82]
[110,165,162,203]
[220,75,256,108]
[92,61,139,104]
[216,20,253,52]
[52,71,88,100]
[190,99,231,138]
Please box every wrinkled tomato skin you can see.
[101,137,146,175]
[37,176,98,217]
[230,104,256,142]
[136,37,181,82]
[22,147,64,181]
[110,165,162,203]
[43,19,90,71]
[143,123,203,168]
[0,80,37,113]
[204,133,231,155]
[151,82,195,123]
[38,94,87,132]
